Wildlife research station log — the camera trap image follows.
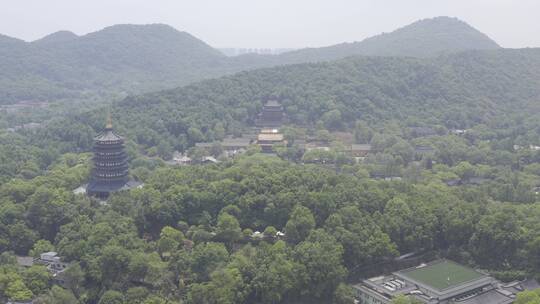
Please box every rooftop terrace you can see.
[396,260,486,292]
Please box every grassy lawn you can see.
[399,260,485,291]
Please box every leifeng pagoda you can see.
[256,100,285,127]
[86,117,132,198]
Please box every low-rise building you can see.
[354,259,538,304]
[221,137,253,151]
[349,144,372,157]
[451,129,468,136]
[257,129,285,153]
[194,142,214,149]
[194,137,253,157]
[410,127,437,138]
[172,152,192,165]
[15,256,34,268]
[201,156,219,164]
[445,177,491,187]
[414,145,436,155]
[35,252,70,287]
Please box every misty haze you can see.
[0,1,540,304]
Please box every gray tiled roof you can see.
[95,129,123,142]
[351,144,372,150]
[456,289,513,304]
[16,256,34,267]
[265,100,281,107]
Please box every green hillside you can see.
[96,48,540,152]
[0,17,501,105]
[277,16,499,62]
[0,24,230,104]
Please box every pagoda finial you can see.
[106,113,113,130]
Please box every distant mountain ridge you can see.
[33,30,79,45]
[278,17,500,61]
[0,24,230,104]
[0,17,502,104]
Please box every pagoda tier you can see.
[87,122,129,198]
[256,100,285,127]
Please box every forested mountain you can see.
[0,24,230,104]
[271,16,500,62]
[7,47,538,183]
[92,48,539,153]
[0,17,500,105]
[4,48,539,181]
[32,30,79,46]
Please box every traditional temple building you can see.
[256,100,285,127]
[86,117,133,198]
[257,128,285,153]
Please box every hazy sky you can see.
[1,0,539,49]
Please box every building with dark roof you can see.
[86,117,140,198]
[195,137,253,152]
[445,177,491,187]
[349,144,372,157]
[415,145,436,154]
[354,259,538,304]
[15,256,34,267]
[34,252,72,288]
[256,100,285,127]
[410,127,437,138]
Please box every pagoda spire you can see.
[106,112,113,130]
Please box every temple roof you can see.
[87,180,142,194]
[95,115,123,142]
[264,100,281,107]
[95,129,123,142]
[258,133,284,141]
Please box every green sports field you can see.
[398,260,485,291]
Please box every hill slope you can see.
[8,48,540,181]
[273,17,499,63]
[0,17,500,104]
[0,24,230,104]
[80,48,539,152]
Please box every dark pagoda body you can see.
[256,100,285,128]
[86,119,130,198]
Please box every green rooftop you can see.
[397,260,486,291]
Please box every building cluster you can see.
[10,252,73,304]
[77,105,471,196]
[36,252,71,287]
[185,100,380,161]
[15,252,71,288]
[184,100,288,160]
[354,259,539,304]
[250,230,286,240]
[6,122,42,133]
[0,100,49,114]
[514,144,540,151]
[444,177,491,187]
